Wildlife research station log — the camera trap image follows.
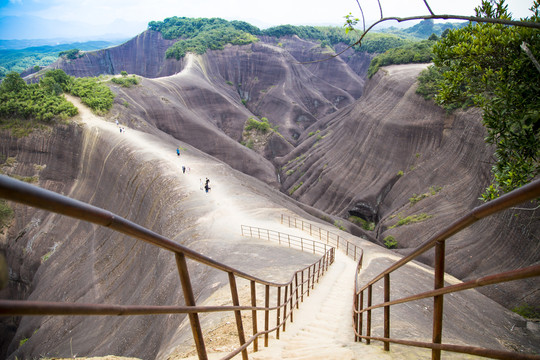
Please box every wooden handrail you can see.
[0,175,335,359]
[354,179,540,360]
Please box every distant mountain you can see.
[0,40,126,76]
[375,19,467,39]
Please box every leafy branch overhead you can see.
[430,0,539,200]
[348,0,539,201]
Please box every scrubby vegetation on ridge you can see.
[149,16,433,59]
[0,69,115,132]
[367,38,437,78]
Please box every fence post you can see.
[301,270,305,302]
[276,286,281,339]
[432,241,445,360]
[283,285,288,331]
[295,273,299,309]
[307,267,311,296]
[228,272,248,360]
[289,282,294,323]
[367,284,372,345]
[384,274,390,351]
[358,290,364,342]
[265,285,270,347]
[251,280,258,352]
[175,253,208,360]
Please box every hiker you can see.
[176,147,180,156]
[182,166,186,174]
[205,178,210,193]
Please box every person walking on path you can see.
[176,147,180,157]
[182,166,186,174]
[205,178,210,193]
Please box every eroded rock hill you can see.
[279,64,540,310]
[3,28,538,359]
[26,30,540,311]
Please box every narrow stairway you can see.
[249,251,393,360]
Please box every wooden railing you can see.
[280,214,362,261]
[354,179,540,360]
[241,224,333,257]
[0,175,335,360]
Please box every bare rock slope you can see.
[1,29,538,359]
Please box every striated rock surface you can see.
[2,28,538,359]
[279,64,539,310]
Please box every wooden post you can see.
[264,285,269,347]
[251,280,258,352]
[432,241,445,360]
[301,270,305,302]
[276,286,281,339]
[295,273,299,309]
[367,284,372,345]
[384,274,390,351]
[283,285,288,331]
[175,253,208,360]
[228,272,248,360]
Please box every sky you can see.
[0,0,535,40]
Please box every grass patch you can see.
[10,174,38,183]
[0,118,49,138]
[333,220,346,231]
[513,304,540,319]
[349,215,375,231]
[0,199,14,230]
[409,186,443,205]
[289,181,303,195]
[389,213,432,229]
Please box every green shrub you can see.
[111,76,139,88]
[0,71,78,123]
[333,220,346,231]
[349,215,375,231]
[0,199,13,230]
[512,304,540,319]
[245,117,272,133]
[70,77,115,114]
[409,193,428,205]
[383,235,397,249]
[58,48,81,59]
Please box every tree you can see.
[432,0,539,200]
[344,0,540,200]
[0,72,27,93]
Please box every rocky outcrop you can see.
[279,64,539,310]
[50,30,183,78]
